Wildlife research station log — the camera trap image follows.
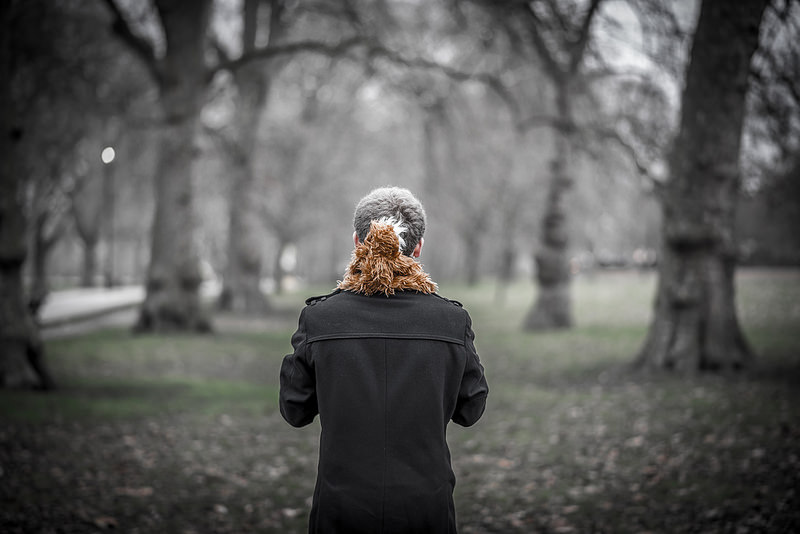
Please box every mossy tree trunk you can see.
[636,0,769,371]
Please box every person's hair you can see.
[353,187,426,256]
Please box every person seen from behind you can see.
[279,186,489,533]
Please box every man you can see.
[279,186,488,533]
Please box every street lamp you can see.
[102,146,116,288]
[101,146,115,165]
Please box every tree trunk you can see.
[218,0,286,314]
[0,3,54,389]
[272,238,288,295]
[0,179,54,389]
[636,0,768,371]
[102,160,116,288]
[135,0,212,332]
[494,239,515,304]
[525,115,574,330]
[421,99,447,195]
[71,168,103,288]
[463,230,482,286]
[219,65,270,314]
[29,211,50,317]
[80,238,98,287]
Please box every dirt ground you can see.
[3,273,800,533]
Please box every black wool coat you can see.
[279,289,488,534]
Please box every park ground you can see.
[1,269,799,533]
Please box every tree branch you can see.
[522,3,565,80]
[101,0,161,83]
[365,42,522,121]
[211,34,522,122]
[569,0,603,75]
[585,124,663,193]
[266,0,287,47]
[210,36,365,77]
[752,47,800,107]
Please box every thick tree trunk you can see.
[219,63,270,314]
[525,127,574,330]
[219,156,268,312]
[0,3,54,389]
[0,181,54,389]
[135,0,212,332]
[636,0,768,371]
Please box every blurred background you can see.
[5,0,798,313]
[2,0,800,532]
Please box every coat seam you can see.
[382,338,388,533]
[307,332,464,345]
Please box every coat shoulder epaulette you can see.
[432,293,463,307]
[305,289,343,306]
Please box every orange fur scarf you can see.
[337,220,438,296]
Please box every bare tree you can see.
[636,0,769,371]
[468,0,604,328]
[747,0,800,194]
[104,0,378,329]
[103,0,216,331]
[0,2,54,389]
[215,0,288,314]
[70,159,104,288]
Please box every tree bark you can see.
[515,0,601,330]
[636,0,768,371]
[29,209,52,316]
[135,0,213,332]
[71,169,103,288]
[463,230,482,286]
[80,239,98,287]
[0,176,54,389]
[0,2,54,389]
[525,91,574,330]
[218,0,285,314]
[219,60,270,314]
[272,237,288,295]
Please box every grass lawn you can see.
[1,269,799,533]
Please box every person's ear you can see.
[353,231,360,248]
[412,238,423,258]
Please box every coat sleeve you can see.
[452,310,488,427]
[279,308,318,427]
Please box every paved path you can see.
[39,282,221,336]
[40,286,145,328]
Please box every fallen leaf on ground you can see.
[93,516,118,529]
